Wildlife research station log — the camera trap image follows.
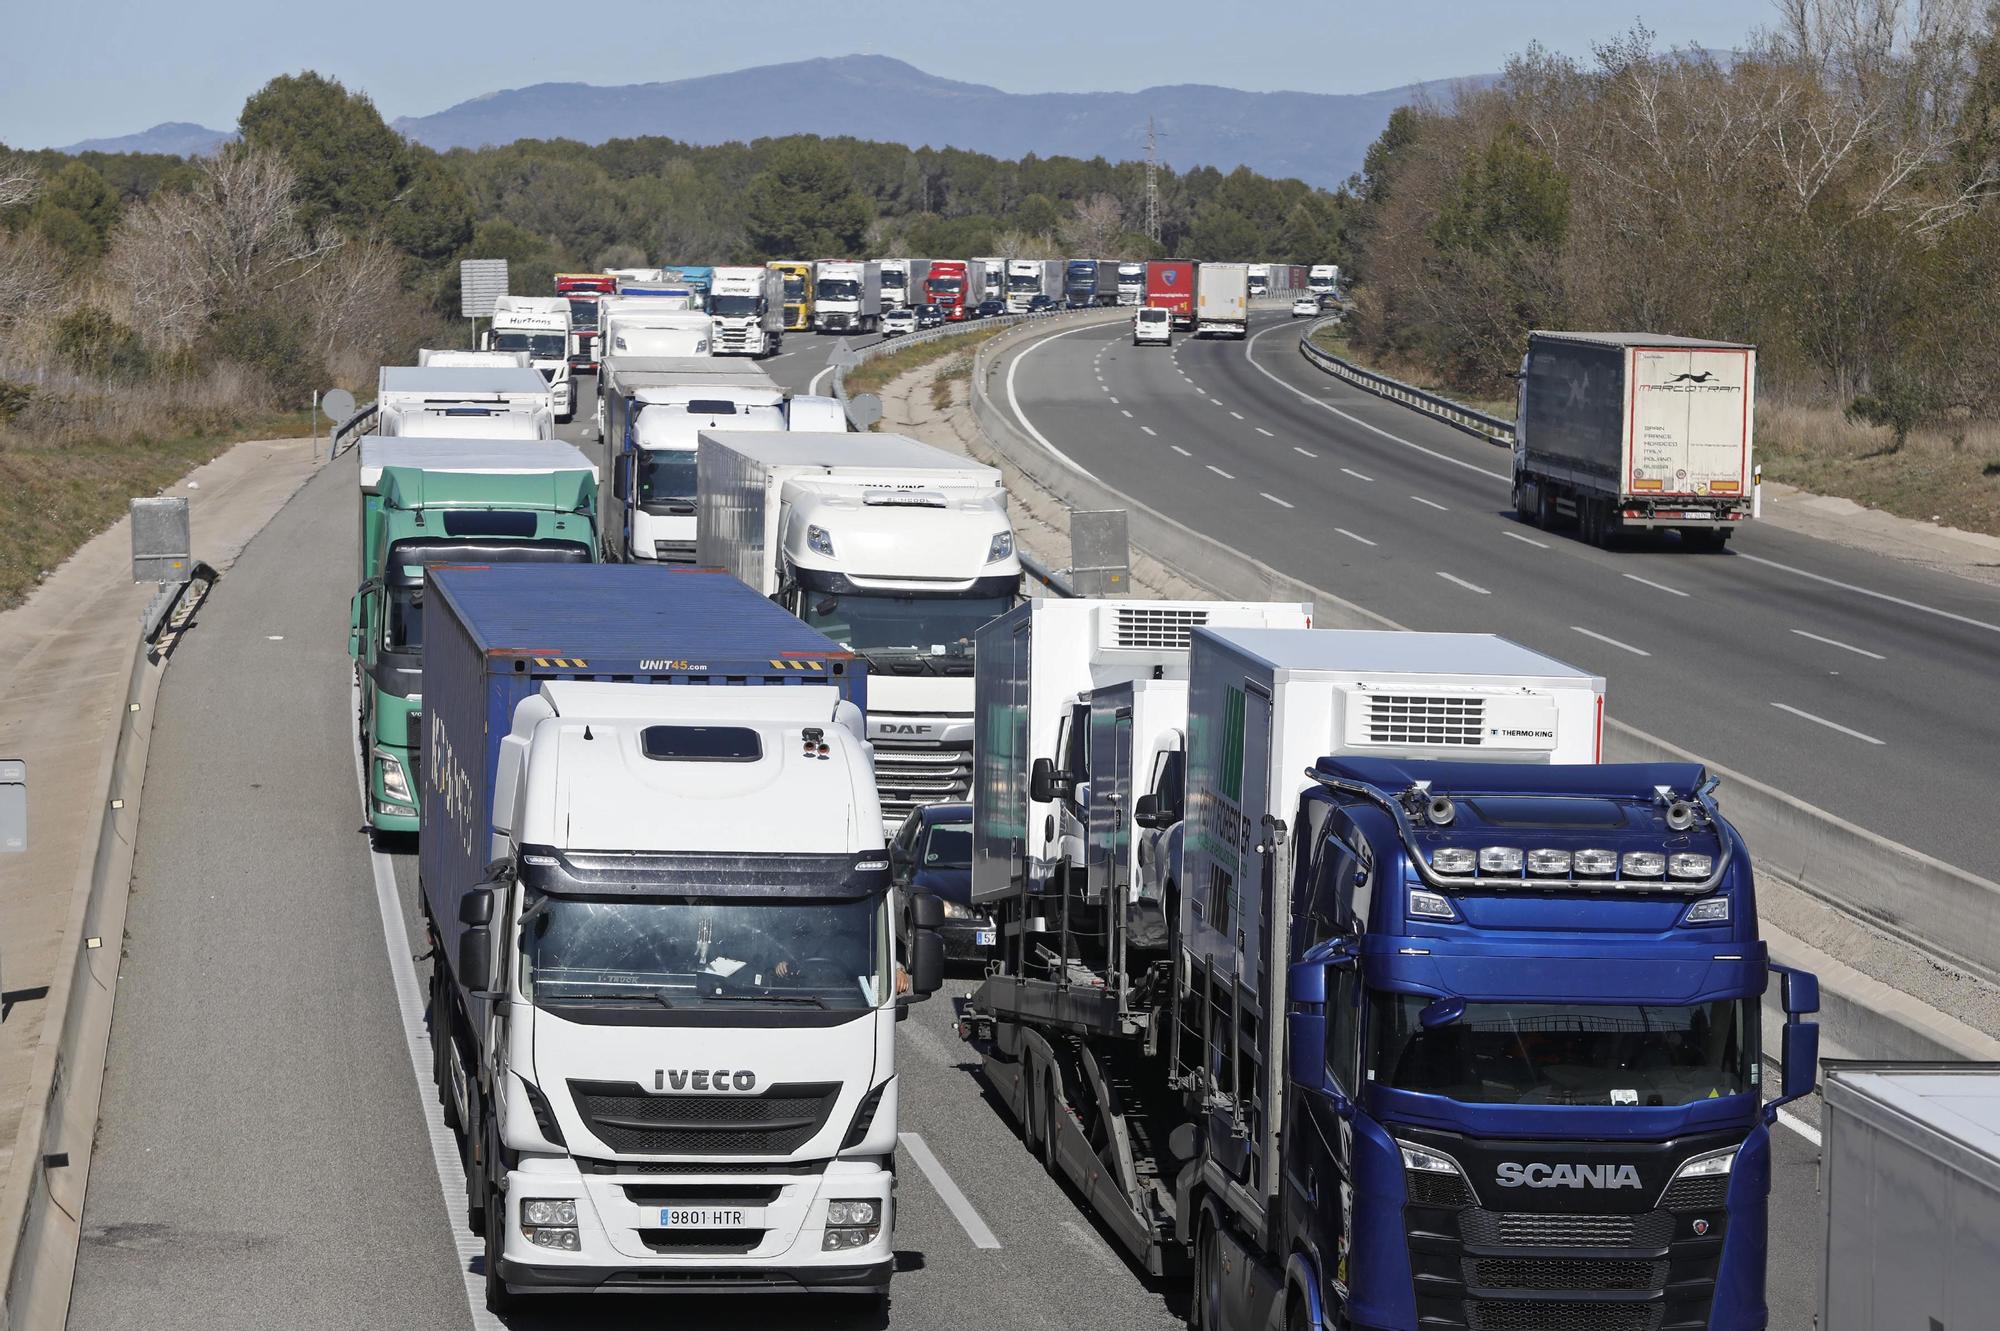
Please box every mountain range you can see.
[63,56,1486,189]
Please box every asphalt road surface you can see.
[68,329,1827,1331]
[996,310,2000,880]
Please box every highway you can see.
[63,325,1831,1330]
[994,310,2000,879]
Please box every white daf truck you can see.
[488,295,576,422]
[709,266,785,357]
[696,431,1024,829]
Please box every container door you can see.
[1236,683,1273,990]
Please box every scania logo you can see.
[655,1069,758,1092]
[1495,1162,1643,1190]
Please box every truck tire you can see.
[1039,1065,1061,1175]
[1513,479,1536,524]
[1191,1216,1220,1331]
[430,960,459,1131]
[1691,527,1731,551]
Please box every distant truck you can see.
[972,257,1006,303]
[925,260,970,320]
[769,260,813,332]
[553,273,616,374]
[1116,261,1145,306]
[374,366,554,440]
[1820,1061,2000,1331]
[1513,331,1757,549]
[1194,262,1249,338]
[1308,263,1340,301]
[696,431,1023,829]
[348,439,598,833]
[417,349,529,369]
[708,265,784,357]
[879,259,930,311]
[1247,263,1270,297]
[1063,259,1101,308]
[486,296,575,422]
[420,563,944,1313]
[1005,259,1063,313]
[1144,259,1195,329]
[597,298,712,360]
[814,260,883,334]
[598,357,844,563]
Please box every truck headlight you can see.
[807,525,835,557]
[522,1198,577,1226]
[826,1200,878,1227]
[1670,1145,1737,1180]
[986,530,1014,563]
[376,752,411,803]
[942,899,972,920]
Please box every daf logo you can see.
[876,723,933,735]
[1495,1162,1643,1190]
[655,1069,758,1092]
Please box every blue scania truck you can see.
[961,626,1819,1331]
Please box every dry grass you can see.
[843,326,1007,401]
[1757,400,2000,536]
[1309,325,1516,419]
[930,356,973,413]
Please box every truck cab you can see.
[554,273,616,374]
[487,295,576,422]
[925,261,969,321]
[814,261,882,334]
[769,261,813,332]
[709,266,784,357]
[1117,262,1146,306]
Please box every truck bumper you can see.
[495,1255,891,1295]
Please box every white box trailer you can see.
[374,366,554,439]
[1195,262,1249,338]
[1178,628,1605,992]
[597,300,711,359]
[417,348,530,368]
[355,435,594,494]
[1821,1061,2000,1331]
[968,599,1313,910]
[1514,330,1757,549]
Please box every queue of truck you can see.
[339,249,1808,1323]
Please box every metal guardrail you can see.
[1296,319,1516,447]
[328,402,379,459]
[1020,551,1076,599]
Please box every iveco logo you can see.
[1495,1162,1643,1190]
[656,1069,758,1092]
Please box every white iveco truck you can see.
[488,295,576,422]
[696,431,1024,828]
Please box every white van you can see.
[1133,306,1172,347]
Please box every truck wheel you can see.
[1536,485,1557,531]
[1040,1067,1060,1174]
[483,1182,518,1314]
[430,963,459,1131]
[1191,1217,1221,1331]
[1692,527,1731,551]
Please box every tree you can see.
[1188,204,1262,261]
[33,161,121,259]
[1059,194,1126,256]
[1278,200,1327,264]
[740,141,871,258]
[239,73,406,232]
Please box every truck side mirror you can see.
[1780,967,1820,1016]
[1779,1021,1819,1105]
[459,887,495,926]
[612,457,629,502]
[907,928,945,1000]
[457,925,493,994]
[909,890,945,933]
[347,591,364,660]
[1286,1008,1327,1093]
[1030,757,1069,805]
[1134,793,1161,828]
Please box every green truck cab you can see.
[350,449,599,834]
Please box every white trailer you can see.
[1004,259,1063,313]
[813,261,883,334]
[972,257,1007,303]
[878,259,931,311]
[488,295,575,421]
[1194,262,1249,338]
[708,266,785,357]
[696,431,1024,828]
[597,299,712,360]
[374,366,554,439]
[418,348,530,368]
[1821,1061,2000,1331]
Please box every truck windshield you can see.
[636,450,697,508]
[493,331,568,360]
[782,277,805,300]
[929,278,962,293]
[800,591,1013,672]
[1007,275,1038,291]
[816,280,860,300]
[386,587,424,650]
[564,298,598,329]
[1370,995,1754,1107]
[520,895,891,1011]
[710,295,761,317]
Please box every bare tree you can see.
[1059,194,1127,256]
[0,161,40,212]
[989,228,1059,259]
[0,233,63,335]
[303,232,404,367]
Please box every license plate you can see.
[659,1207,765,1229]
[974,929,997,948]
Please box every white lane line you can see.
[1243,323,1508,480]
[351,685,502,1329]
[1771,702,1885,746]
[1777,1108,1822,1148]
[1411,495,1448,511]
[1503,530,1550,549]
[1172,445,1192,456]
[1261,492,1294,509]
[1207,465,1235,479]
[809,361,837,395]
[1790,628,1886,660]
[1735,552,2000,636]
[1623,572,1690,598]
[1256,427,1274,437]
[1121,409,1133,418]
[1142,426,1158,436]
[1436,571,1491,594]
[1230,411,1244,420]
[1336,528,1377,546]
[899,1132,1002,1249]
[1295,446,1318,458]
[1108,396,1119,404]
[1341,467,1373,483]
[1005,324,1105,482]
[1571,625,1651,656]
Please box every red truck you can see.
[926,259,970,320]
[553,272,616,373]
[1144,259,1195,330]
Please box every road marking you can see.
[1341,468,1373,482]
[1336,528,1377,546]
[809,361,837,395]
[1172,445,1192,456]
[1771,702,1885,745]
[1121,409,1133,418]
[900,1132,1001,1249]
[1295,446,1318,458]
[1207,465,1235,479]
[1623,572,1689,598]
[1230,411,1244,419]
[1776,1107,1822,1148]
[1261,492,1294,508]
[1411,495,1448,511]
[1790,628,1886,660]
[350,686,505,1330]
[1256,427,1274,437]
[1142,426,1158,436]
[1735,553,2000,636]
[1006,325,1105,482]
[1436,571,1490,594]
[1571,625,1651,656]
[1503,530,1550,549]
[1243,324,1509,480]
[1108,395,1119,404]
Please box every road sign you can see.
[130,497,191,584]
[846,393,883,430]
[460,259,509,318]
[320,388,356,425]
[0,759,23,853]
[830,339,859,369]
[1070,509,1129,597]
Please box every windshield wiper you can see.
[548,990,676,1009]
[702,990,831,1009]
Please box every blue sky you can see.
[7,0,1772,149]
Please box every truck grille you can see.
[637,1229,766,1256]
[652,540,697,564]
[1465,1301,1661,1331]
[1362,694,1486,747]
[567,1080,838,1155]
[1465,1256,1665,1292]
[1111,605,1208,649]
[872,742,972,822]
[1458,1209,1675,1249]
[1659,1175,1728,1211]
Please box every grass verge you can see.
[0,409,313,610]
[843,326,1008,401]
